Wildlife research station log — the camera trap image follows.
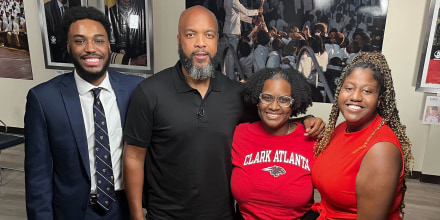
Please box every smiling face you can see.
[338,67,380,132]
[67,19,110,86]
[258,77,293,135]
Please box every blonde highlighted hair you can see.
[314,52,414,215]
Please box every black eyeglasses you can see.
[259,93,294,108]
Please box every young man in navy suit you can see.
[24,6,143,220]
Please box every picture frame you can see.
[417,0,440,93]
[422,96,440,125]
[190,0,389,103]
[37,0,153,75]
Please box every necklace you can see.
[285,123,291,135]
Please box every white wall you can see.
[1,0,439,175]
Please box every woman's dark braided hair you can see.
[313,52,414,216]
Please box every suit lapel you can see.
[59,73,91,178]
[108,71,129,128]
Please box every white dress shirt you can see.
[7,21,18,33]
[74,71,124,193]
[57,0,69,16]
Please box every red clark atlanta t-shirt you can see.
[231,121,316,220]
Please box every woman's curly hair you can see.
[313,52,414,216]
[241,68,313,117]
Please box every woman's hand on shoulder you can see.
[302,116,325,138]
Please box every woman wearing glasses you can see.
[231,68,315,219]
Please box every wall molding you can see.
[410,171,440,185]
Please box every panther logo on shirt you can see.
[262,165,286,177]
[434,50,440,59]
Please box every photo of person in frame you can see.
[44,0,82,63]
[42,0,148,67]
[105,0,148,66]
[424,105,440,124]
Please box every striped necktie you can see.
[92,88,116,211]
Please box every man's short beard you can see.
[178,44,219,80]
[70,50,111,83]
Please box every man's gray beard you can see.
[178,45,217,80]
[188,62,215,80]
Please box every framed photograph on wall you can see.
[37,0,153,75]
[187,0,389,103]
[0,0,33,80]
[422,96,440,125]
[417,0,440,93]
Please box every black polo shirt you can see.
[124,61,244,219]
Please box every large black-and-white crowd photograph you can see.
[187,0,389,102]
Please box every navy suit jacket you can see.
[24,71,143,220]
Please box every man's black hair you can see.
[257,30,270,46]
[62,6,111,39]
[238,42,251,57]
[271,37,285,52]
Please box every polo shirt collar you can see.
[172,61,222,93]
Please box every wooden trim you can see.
[420,174,440,185]
[409,171,440,185]
[409,171,422,179]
